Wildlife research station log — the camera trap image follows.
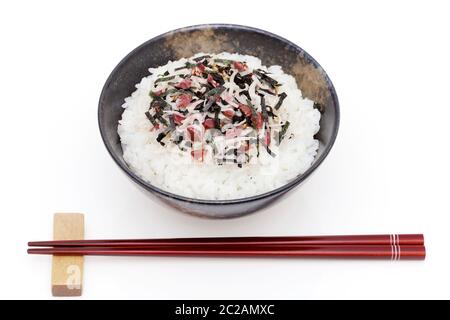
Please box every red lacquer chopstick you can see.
[27,245,426,260]
[28,234,424,247]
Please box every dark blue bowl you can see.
[98,24,340,218]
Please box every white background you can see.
[1,0,449,299]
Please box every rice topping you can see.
[118,52,321,200]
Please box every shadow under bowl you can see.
[98,24,340,218]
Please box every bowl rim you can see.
[98,23,340,205]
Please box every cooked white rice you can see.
[118,52,320,200]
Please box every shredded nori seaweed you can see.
[173,133,184,145]
[234,73,253,89]
[153,104,169,126]
[155,113,168,127]
[193,55,211,62]
[203,97,215,113]
[258,88,276,95]
[145,111,158,127]
[253,69,280,87]
[152,96,169,107]
[156,131,168,146]
[175,62,196,71]
[246,99,259,129]
[149,88,179,98]
[209,72,225,85]
[260,95,269,125]
[240,90,250,102]
[274,92,287,110]
[266,106,277,119]
[214,107,221,129]
[205,85,225,98]
[154,75,175,84]
[264,144,276,157]
[232,113,246,124]
[168,115,175,129]
[256,135,260,157]
[278,121,290,144]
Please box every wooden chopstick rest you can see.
[51,213,84,297]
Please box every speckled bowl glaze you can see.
[98,24,340,218]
